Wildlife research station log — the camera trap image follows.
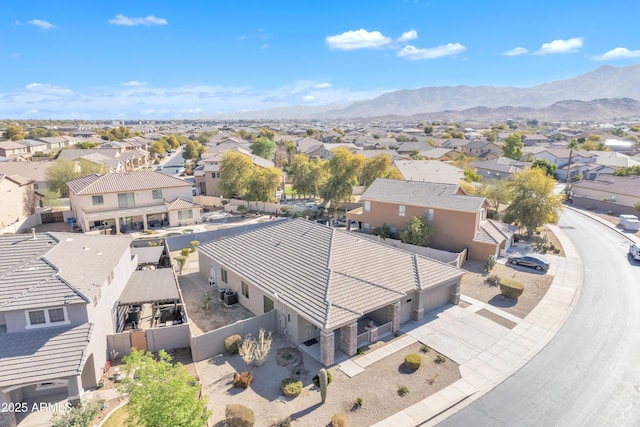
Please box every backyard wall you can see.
[571,196,639,216]
[190,310,277,362]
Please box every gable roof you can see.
[167,197,201,211]
[0,323,93,388]
[67,171,191,195]
[0,161,53,182]
[198,219,465,330]
[361,178,485,212]
[393,160,464,185]
[572,175,640,197]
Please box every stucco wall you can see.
[0,179,35,230]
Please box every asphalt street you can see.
[437,208,640,426]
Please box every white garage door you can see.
[423,285,452,313]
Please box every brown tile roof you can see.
[167,197,201,211]
[67,171,191,195]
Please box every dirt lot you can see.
[198,338,460,427]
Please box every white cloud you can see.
[313,82,332,89]
[504,47,528,56]
[108,14,168,26]
[535,37,583,55]
[592,47,640,61]
[398,29,418,42]
[397,43,465,60]
[302,95,316,103]
[121,81,148,87]
[326,29,392,50]
[25,83,73,95]
[28,19,55,30]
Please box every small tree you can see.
[50,399,104,427]
[174,256,187,274]
[484,255,497,272]
[118,349,211,427]
[237,205,249,218]
[190,240,200,252]
[399,216,434,247]
[373,223,392,239]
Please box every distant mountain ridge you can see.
[208,65,640,121]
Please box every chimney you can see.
[31,228,36,239]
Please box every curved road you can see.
[438,208,640,426]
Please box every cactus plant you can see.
[319,368,328,404]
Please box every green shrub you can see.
[312,370,333,387]
[281,378,303,397]
[420,344,430,353]
[499,278,524,299]
[225,334,243,354]
[225,404,255,427]
[271,417,291,427]
[331,413,349,427]
[485,274,500,287]
[404,353,422,370]
[435,354,446,364]
[484,254,497,272]
[181,247,190,257]
[233,371,253,388]
[50,399,104,427]
[398,385,409,396]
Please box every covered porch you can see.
[82,204,170,233]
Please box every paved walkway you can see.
[361,222,584,427]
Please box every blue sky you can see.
[2,0,640,119]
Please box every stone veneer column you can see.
[339,323,357,356]
[387,301,401,332]
[413,291,425,321]
[319,329,334,366]
[449,280,461,305]
[0,391,16,427]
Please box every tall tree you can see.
[399,216,434,246]
[531,159,557,177]
[182,140,206,161]
[503,133,524,160]
[476,179,512,214]
[250,136,276,160]
[245,167,282,202]
[3,125,25,141]
[360,154,403,187]
[118,348,211,427]
[46,159,107,197]
[320,147,365,206]
[219,152,255,198]
[503,168,564,238]
[565,140,579,183]
[28,128,60,138]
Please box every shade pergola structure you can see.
[131,246,166,269]
[118,269,183,331]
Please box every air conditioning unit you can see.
[224,290,238,307]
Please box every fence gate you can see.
[130,330,148,351]
[41,211,64,223]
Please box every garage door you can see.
[422,285,452,313]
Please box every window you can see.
[480,208,486,222]
[399,205,406,217]
[152,189,163,200]
[221,268,228,284]
[92,195,104,205]
[118,192,135,209]
[390,226,397,238]
[364,201,371,212]
[29,310,46,325]
[241,281,249,298]
[425,208,434,221]
[264,296,274,313]
[48,308,65,323]
[178,209,193,220]
[26,307,68,328]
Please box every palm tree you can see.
[565,140,579,183]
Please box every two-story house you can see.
[460,140,502,159]
[67,171,201,233]
[0,233,137,427]
[346,179,516,261]
[0,141,30,161]
[0,174,39,233]
[392,160,464,185]
[532,148,598,181]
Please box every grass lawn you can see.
[102,404,129,427]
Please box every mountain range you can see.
[208,65,640,121]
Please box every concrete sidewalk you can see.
[371,223,584,427]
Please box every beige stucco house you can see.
[0,174,39,233]
[197,219,466,366]
[347,179,516,261]
[67,171,201,233]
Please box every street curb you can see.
[564,205,640,244]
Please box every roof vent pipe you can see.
[31,228,36,240]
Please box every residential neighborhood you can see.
[0,117,639,427]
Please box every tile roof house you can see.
[0,141,30,161]
[0,161,52,191]
[296,137,327,159]
[460,140,502,159]
[67,171,201,233]
[197,218,466,366]
[531,148,598,181]
[0,233,135,426]
[194,147,275,197]
[347,179,517,261]
[0,174,39,234]
[392,160,464,185]
[570,175,640,215]
[469,157,528,180]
